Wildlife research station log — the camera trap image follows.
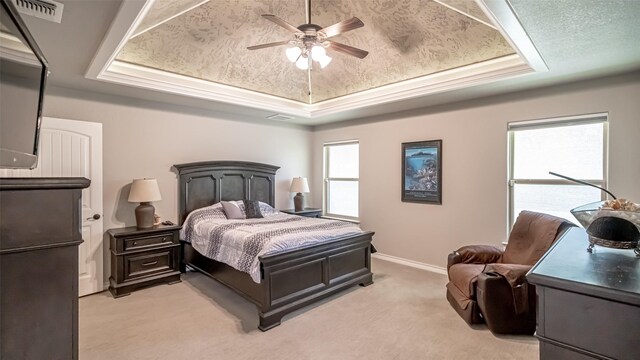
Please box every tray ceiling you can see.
[86,0,544,120]
[115,0,515,104]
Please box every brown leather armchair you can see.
[446,211,574,334]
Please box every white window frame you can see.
[323,140,359,221]
[507,113,609,229]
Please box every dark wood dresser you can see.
[527,227,640,360]
[0,177,90,360]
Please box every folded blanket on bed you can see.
[180,202,364,283]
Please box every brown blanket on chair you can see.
[484,263,532,288]
[501,211,569,265]
[488,211,570,314]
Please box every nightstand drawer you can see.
[124,250,173,280]
[108,224,182,298]
[124,233,174,251]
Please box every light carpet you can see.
[79,258,538,360]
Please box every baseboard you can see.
[372,253,447,275]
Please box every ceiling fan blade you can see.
[318,17,364,39]
[247,40,291,50]
[325,41,368,59]
[262,14,302,34]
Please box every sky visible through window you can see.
[512,122,605,224]
[326,143,359,218]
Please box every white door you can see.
[0,117,103,296]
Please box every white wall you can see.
[311,73,640,269]
[43,87,312,229]
[41,73,640,284]
[43,87,312,284]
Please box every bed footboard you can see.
[258,231,374,330]
[181,231,374,331]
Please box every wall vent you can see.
[13,0,64,23]
[266,114,295,122]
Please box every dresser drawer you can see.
[123,233,175,251]
[124,250,174,280]
[542,287,640,360]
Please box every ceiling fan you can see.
[247,0,369,70]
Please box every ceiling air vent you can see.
[266,114,295,122]
[13,0,64,23]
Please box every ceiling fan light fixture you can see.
[248,2,367,71]
[318,54,332,69]
[285,47,302,63]
[295,55,309,70]
[311,45,326,61]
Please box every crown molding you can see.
[85,0,150,79]
[477,0,548,72]
[86,0,543,121]
[130,0,210,39]
[308,54,532,118]
[101,61,311,117]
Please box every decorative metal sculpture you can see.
[550,172,640,256]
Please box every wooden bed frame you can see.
[174,161,374,331]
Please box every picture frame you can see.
[402,140,442,204]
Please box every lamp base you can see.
[293,193,304,212]
[135,202,155,229]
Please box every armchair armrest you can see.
[476,268,538,334]
[483,263,532,288]
[447,245,504,270]
[479,263,536,324]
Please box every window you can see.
[508,114,607,227]
[323,141,359,220]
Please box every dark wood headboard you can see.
[173,161,280,224]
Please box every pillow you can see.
[221,201,246,219]
[243,199,263,219]
[259,202,278,216]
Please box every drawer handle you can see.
[162,237,168,242]
[133,241,137,246]
[141,261,158,267]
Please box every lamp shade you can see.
[290,177,310,193]
[128,178,162,203]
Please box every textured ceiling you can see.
[116,0,515,104]
[132,0,207,37]
[509,0,640,74]
[436,0,493,25]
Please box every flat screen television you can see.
[0,0,48,169]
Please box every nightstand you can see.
[280,208,322,218]
[107,224,182,298]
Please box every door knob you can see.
[86,214,101,220]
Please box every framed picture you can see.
[402,140,442,204]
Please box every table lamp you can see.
[128,178,162,229]
[290,177,310,212]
